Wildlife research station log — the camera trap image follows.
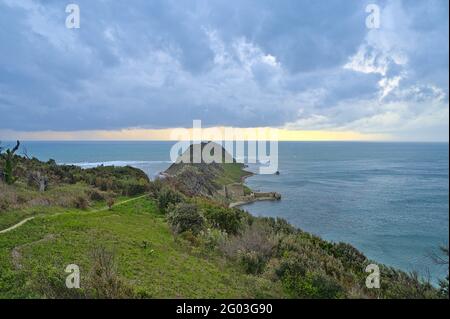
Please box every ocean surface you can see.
[10,141,449,283]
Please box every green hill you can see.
[164,142,279,206]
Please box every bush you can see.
[275,234,347,280]
[260,217,297,235]
[274,253,344,299]
[198,228,228,251]
[31,247,134,299]
[157,187,183,213]
[238,250,268,275]
[94,177,114,192]
[148,179,164,198]
[107,197,115,210]
[167,203,205,235]
[0,184,16,211]
[439,275,449,298]
[220,222,276,274]
[203,206,243,235]
[121,178,149,196]
[85,246,133,299]
[179,230,199,245]
[88,189,107,201]
[330,242,367,271]
[31,265,84,299]
[73,195,89,210]
[0,197,10,212]
[377,267,440,299]
[281,270,343,299]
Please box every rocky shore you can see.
[228,172,281,208]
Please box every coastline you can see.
[1,150,444,297]
[228,167,281,208]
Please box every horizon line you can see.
[0,127,448,143]
[1,139,448,143]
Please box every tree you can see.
[27,171,48,192]
[1,140,20,185]
[23,148,48,192]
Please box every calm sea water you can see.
[11,141,449,283]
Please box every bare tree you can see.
[28,171,48,192]
[22,147,49,192]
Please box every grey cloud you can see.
[0,0,448,140]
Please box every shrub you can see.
[179,230,199,245]
[203,206,243,235]
[377,267,440,299]
[0,183,17,211]
[238,250,268,275]
[73,195,89,210]
[167,203,205,235]
[439,275,449,298]
[148,179,164,198]
[85,246,133,299]
[121,178,149,196]
[198,228,228,251]
[157,187,183,213]
[88,189,107,201]
[94,177,114,192]
[31,265,84,299]
[280,266,344,299]
[275,233,347,278]
[31,247,134,299]
[220,222,276,274]
[107,197,115,210]
[330,242,367,271]
[0,197,10,211]
[260,217,297,235]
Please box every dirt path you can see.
[0,194,148,235]
[0,217,36,235]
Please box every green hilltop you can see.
[164,142,281,206]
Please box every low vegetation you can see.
[0,147,150,230]
[0,143,447,299]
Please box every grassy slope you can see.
[0,182,96,230]
[164,143,251,187]
[0,154,443,299]
[214,163,252,186]
[0,196,283,298]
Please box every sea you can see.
[7,141,449,284]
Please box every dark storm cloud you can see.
[0,0,448,140]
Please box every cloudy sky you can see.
[0,0,448,141]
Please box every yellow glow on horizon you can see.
[0,127,389,141]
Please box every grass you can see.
[0,155,444,299]
[0,196,283,298]
[214,163,252,186]
[0,182,100,229]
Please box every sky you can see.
[0,0,448,141]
